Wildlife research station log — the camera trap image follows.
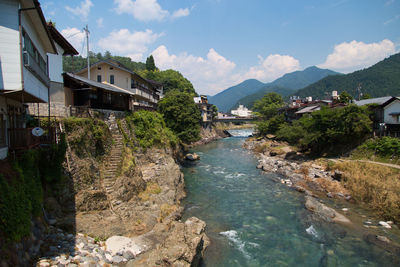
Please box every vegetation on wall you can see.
[63,117,111,158]
[0,140,67,245]
[158,90,201,143]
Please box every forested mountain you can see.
[208,79,265,112]
[229,66,339,111]
[294,53,400,99]
[63,51,146,73]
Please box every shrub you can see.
[359,137,400,158]
[126,111,178,150]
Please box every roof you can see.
[22,0,57,54]
[354,96,393,106]
[75,59,137,77]
[295,105,320,114]
[381,96,400,108]
[64,73,134,96]
[47,22,78,55]
[389,112,400,116]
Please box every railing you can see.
[23,51,50,87]
[8,127,57,150]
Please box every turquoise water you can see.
[181,133,400,267]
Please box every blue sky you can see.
[41,0,400,95]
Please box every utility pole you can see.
[84,24,90,79]
[357,83,362,100]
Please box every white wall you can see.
[0,0,22,91]
[20,6,49,102]
[384,99,400,124]
[48,42,64,83]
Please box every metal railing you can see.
[8,127,56,150]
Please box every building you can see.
[0,0,57,159]
[28,22,79,117]
[355,96,400,136]
[231,105,252,117]
[194,95,213,126]
[74,59,162,111]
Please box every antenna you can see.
[357,83,362,100]
[83,24,90,79]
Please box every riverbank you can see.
[28,115,209,267]
[244,136,400,252]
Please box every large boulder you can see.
[305,196,351,224]
[185,153,200,161]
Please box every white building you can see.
[0,0,57,159]
[231,105,252,117]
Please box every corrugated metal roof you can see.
[354,96,392,106]
[295,105,320,114]
[64,73,135,95]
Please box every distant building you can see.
[194,95,213,126]
[355,96,400,136]
[231,105,252,117]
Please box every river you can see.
[181,129,399,267]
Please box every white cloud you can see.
[113,0,190,21]
[384,14,400,25]
[318,39,396,72]
[96,17,104,28]
[61,27,86,56]
[152,45,237,95]
[65,0,93,20]
[385,0,395,6]
[97,29,163,61]
[242,54,301,82]
[151,45,304,95]
[172,8,190,19]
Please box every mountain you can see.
[294,53,400,99]
[229,66,339,111]
[208,79,265,112]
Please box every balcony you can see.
[23,51,50,87]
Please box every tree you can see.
[361,93,371,100]
[338,91,353,103]
[211,105,218,119]
[104,51,112,59]
[253,92,284,119]
[146,55,156,71]
[158,90,201,143]
[140,69,197,96]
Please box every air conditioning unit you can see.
[23,51,30,67]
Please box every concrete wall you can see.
[0,0,22,91]
[384,99,400,124]
[49,81,65,103]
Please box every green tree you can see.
[339,91,354,103]
[140,69,197,96]
[158,90,201,143]
[361,93,371,100]
[146,55,156,71]
[211,105,218,119]
[253,92,284,119]
[104,50,112,59]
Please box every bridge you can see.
[214,116,257,123]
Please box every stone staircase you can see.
[103,114,125,210]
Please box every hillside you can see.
[230,66,339,110]
[294,53,400,99]
[208,79,265,112]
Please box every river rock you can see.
[379,221,392,229]
[305,196,351,224]
[105,236,143,257]
[185,153,200,161]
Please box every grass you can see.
[159,203,177,222]
[335,161,400,222]
[138,182,162,201]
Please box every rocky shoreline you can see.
[243,137,400,238]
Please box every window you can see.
[22,30,47,74]
[110,75,114,84]
[97,75,102,82]
[131,79,135,88]
[0,115,6,147]
[97,67,101,70]
[110,67,114,70]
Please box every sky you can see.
[40,0,400,95]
